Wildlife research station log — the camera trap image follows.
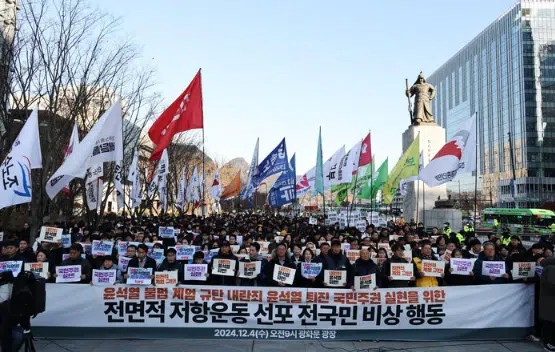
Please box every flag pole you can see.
[474,111,479,228]
[200,68,206,218]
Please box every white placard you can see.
[346,250,360,264]
[442,249,452,262]
[176,245,196,261]
[184,264,208,281]
[56,265,82,283]
[118,256,131,272]
[38,226,63,243]
[482,261,506,278]
[154,271,178,286]
[230,245,240,254]
[127,267,152,285]
[421,260,445,277]
[324,270,347,287]
[301,262,322,279]
[512,262,536,279]
[354,273,376,290]
[309,217,317,225]
[257,241,271,254]
[159,227,175,239]
[61,234,72,248]
[92,240,114,256]
[390,263,413,280]
[92,269,116,285]
[450,258,475,275]
[25,262,49,279]
[212,259,236,276]
[0,261,23,277]
[238,261,261,279]
[272,264,296,285]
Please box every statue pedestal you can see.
[402,124,448,223]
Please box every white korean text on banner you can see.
[32,284,534,340]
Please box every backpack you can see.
[10,271,45,318]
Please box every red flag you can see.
[149,69,203,160]
[358,132,372,167]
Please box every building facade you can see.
[428,0,555,209]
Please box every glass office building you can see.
[428,0,555,209]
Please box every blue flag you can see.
[257,138,288,183]
[268,154,296,208]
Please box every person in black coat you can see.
[353,248,382,288]
[264,242,296,287]
[295,248,319,288]
[385,243,417,288]
[316,239,353,288]
[444,249,475,286]
[125,244,157,282]
[18,239,36,263]
[208,241,238,286]
[157,248,184,282]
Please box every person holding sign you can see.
[238,242,268,286]
[472,242,509,284]
[385,243,416,288]
[94,255,122,284]
[125,244,157,281]
[56,244,91,283]
[295,248,320,288]
[413,242,443,287]
[264,242,296,287]
[208,241,238,286]
[444,249,474,286]
[157,248,184,282]
[317,240,353,288]
[353,248,381,289]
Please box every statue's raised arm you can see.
[406,72,436,125]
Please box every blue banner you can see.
[268,154,296,207]
[257,138,288,183]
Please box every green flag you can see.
[315,127,324,196]
[359,158,388,199]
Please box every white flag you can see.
[85,164,103,210]
[0,107,42,209]
[46,100,123,199]
[296,166,315,198]
[333,140,361,186]
[210,167,222,202]
[242,138,259,200]
[159,175,167,211]
[323,145,345,187]
[147,149,168,198]
[176,168,186,209]
[128,150,142,210]
[61,121,80,195]
[190,167,200,202]
[419,115,477,187]
[114,161,124,211]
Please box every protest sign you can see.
[117,242,128,256]
[341,243,351,252]
[512,262,536,279]
[212,259,236,276]
[355,220,367,233]
[442,249,452,262]
[378,243,391,256]
[301,262,322,279]
[324,270,346,287]
[184,264,208,281]
[127,267,152,285]
[38,226,63,243]
[34,284,534,338]
[257,241,271,254]
[421,260,445,277]
[449,258,474,275]
[0,232,3,241]
[482,261,506,278]
[118,256,131,272]
[402,250,413,262]
[0,261,23,277]
[230,245,240,254]
[25,262,49,279]
[273,265,295,285]
[309,217,317,225]
[354,273,376,290]
[204,249,219,263]
[159,226,175,239]
[92,240,114,256]
[346,250,360,264]
[238,261,261,279]
[56,265,81,283]
[536,266,544,277]
[61,234,72,248]
[154,271,178,286]
[176,245,196,261]
[390,263,413,280]
[92,270,116,286]
[149,249,165,264]
[390,234,400,241]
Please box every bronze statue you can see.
[405,72,436,125]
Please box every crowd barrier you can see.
[31,283,534,341]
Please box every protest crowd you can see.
[1,212,555,348]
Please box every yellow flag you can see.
[383,135,420,204]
